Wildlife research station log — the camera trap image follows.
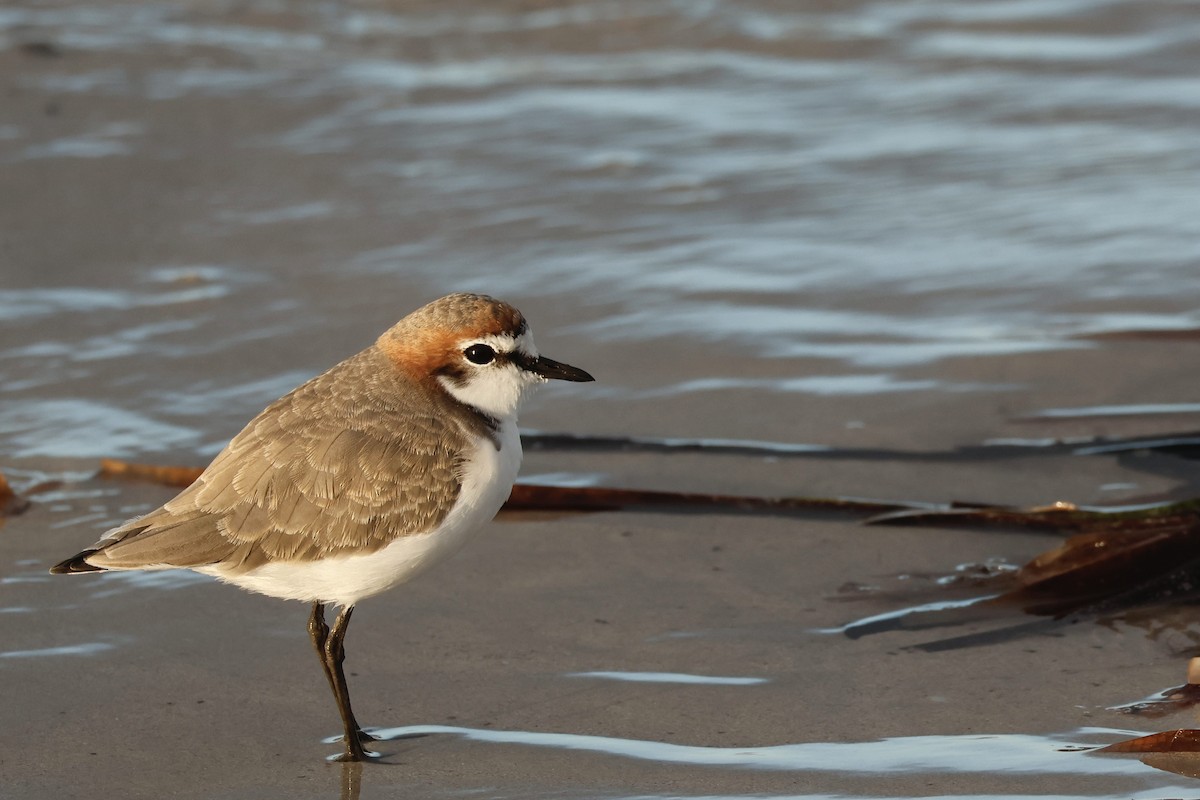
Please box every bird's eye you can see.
[464,344,496,365]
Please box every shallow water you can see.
[366,723,1144,775]
[325,723,1200,798]
[4,0,1200,458]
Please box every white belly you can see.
[198,421,522,606]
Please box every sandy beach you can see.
[6,2,1200,798]
[7,324,1200,798]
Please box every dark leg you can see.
[326,605,376,761]
[309,603,376,761]
[308,602,337,698]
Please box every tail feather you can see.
[50,551,107,574]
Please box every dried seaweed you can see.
[1100,729,1200,753]
[98,458,203,487]
[1112,683,1200,719]
[76,454,1200,632]
[94,458,919,518]
[1096,730,1200,780]
[866,499,1200,531]
[505,483,926,516]
[0,470,30,517]
[525,429,1200,465]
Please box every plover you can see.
[51,293,594,762]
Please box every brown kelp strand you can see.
[1100,729,1200,753]
[524,429,1200,464]
[847,521,1200,649]
[503,483,919,517]
[866,499,1200,531]
[1097,730,1200,781]
[79,458,1200,638]
[98,458,204,487]
[1084,327,1200,342]
[0,470,30,516]
[90,457,1200,535]
[1112,684,1200,719]
[95,458,926,518]
[998,520,1200,617]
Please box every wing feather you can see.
[82,348,477,574]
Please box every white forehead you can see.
[458,330,539,357]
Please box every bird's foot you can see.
[328,730,380,762]
[331,743,379,763]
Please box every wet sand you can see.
[6,335,1200,798]
[6,2,1200,798]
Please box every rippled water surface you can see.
[4,1,1200,457]
[4,2,1200,799]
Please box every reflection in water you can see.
[338,761,362,800]
[567,670,768,686]
[89,568,214,597]
[363,724,1150,777]
[615,791,1191,800]
[818,594,1001,638]
[0,642,114,659]
[1141,752,1200,781]
[1028,403,1200,420]
[318,725,1197,799]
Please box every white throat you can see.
[437,331,544,421]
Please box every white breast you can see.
[199,419,523,607]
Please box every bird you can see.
[51,292,594,762]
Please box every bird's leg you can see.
[309,603,376,760]
[308,602,338,698]
[325,605,377,761]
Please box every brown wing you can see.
[84,348,471,573]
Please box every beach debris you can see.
[1109,659,1200,719]
[1095,728,1200,779]
[865,497,1200,531]
[1085,327,1200,342]
[503,483,915,517]
[1005,520,1200,614]
[98,458,202,488]
[841,513,1200,642]
[17,41,63,59]
[68,444,1200,638]
[1100,729,1200,753]
[1112,683,1200,718]
[526,428,1200,465]
[0,470,30,517]
[94,457,921,517]
[1080,662,1200,779]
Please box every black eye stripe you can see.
[508,351,538,372]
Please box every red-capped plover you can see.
[52,292,594,761]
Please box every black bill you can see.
[529,355,594,382]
